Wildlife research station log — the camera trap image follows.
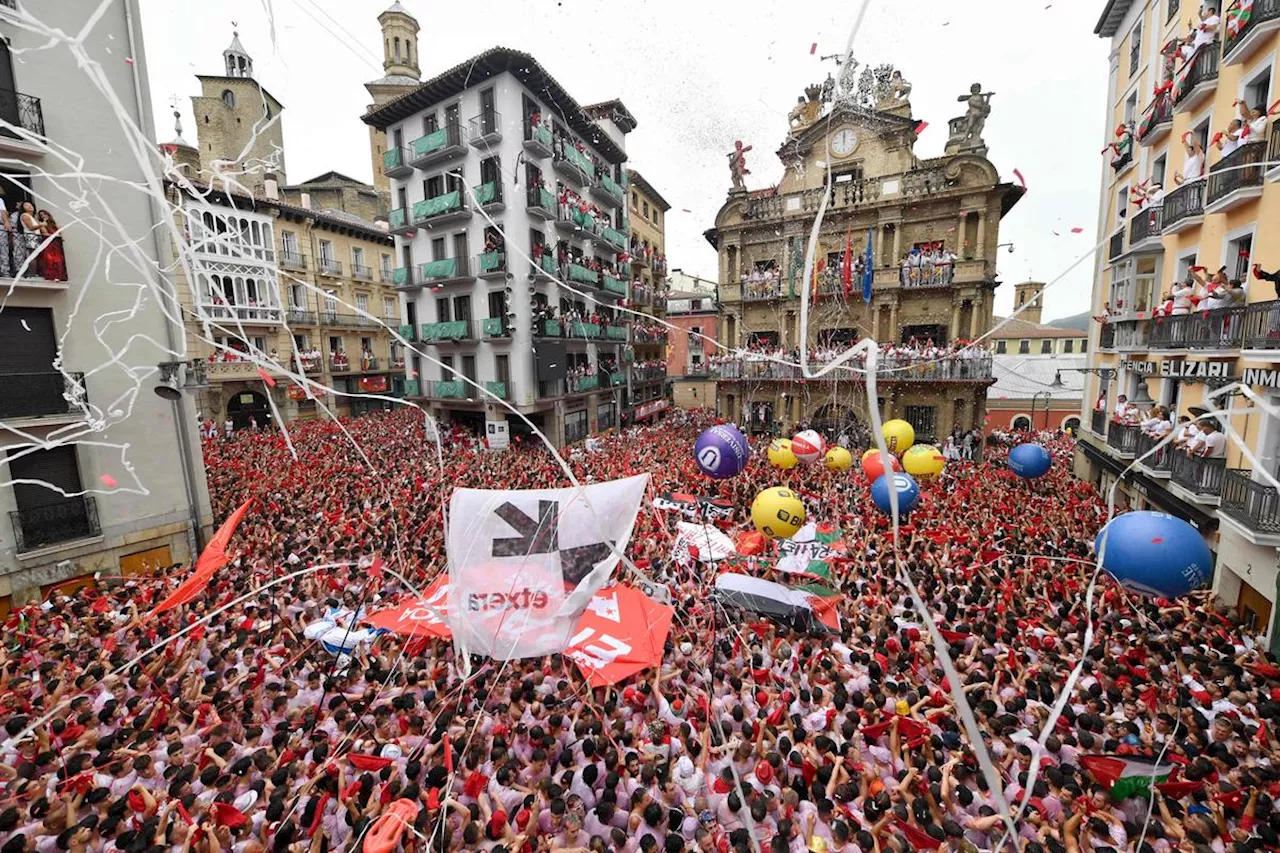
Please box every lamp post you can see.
[1032,390,1053,431]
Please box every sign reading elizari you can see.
[1122,360,1231,379]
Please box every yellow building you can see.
[1078,0,1280,641]
[708,70,1022,441]
[625,168,671,422]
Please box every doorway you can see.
[1238,579,1272,635]
[226,390,271,430]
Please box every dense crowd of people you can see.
[2,408,1279,853]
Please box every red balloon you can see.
[861,452,903,481]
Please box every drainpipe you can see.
[123,0,203,553]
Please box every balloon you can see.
[825,446,853,471]
[1094,511,1211,598]
[767,439,799,470]
[861,448,903,481]
[1009,443,1053,479]
[1064,427,1073,435]
[902,444,946,478]
[751,487,806,540]
[694,424,749,479]
[882,419,915,454]
[791,430,825,463]
[870,473,921,516]
[735,529,768,556]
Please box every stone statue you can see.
[947,83,994,154]
[875,69,912,111]
[820,73,835,106]
[728,140,752,191]
[787,97,808,129]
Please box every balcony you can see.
[407,123,467,169]
[399,324,418,342]
[604,324,628,341]
[534,318,563,338]
[291,355,320,374]
[1242,299,1280,353]
[412,190,471,228]
[633,328,667,345]
[317,258,342,277]
[351,263,373,281]
[1171,452,1226,502]
[553,144,596,186]
[1108,228,1125,262]
[473,181,504,212]
[1221,468,1280,540]
[591,173,626,207]
[420,319,474,343]
[485,380,509,400]
[532,253,558,281]
[286,308,316,326]
[389,207,414,236]
[1128,207,1164,252]
[280,251,308,270]
[469,111,502,148]
[1161,180,1204,234]
[419,256,475,288]
[602,274,627,297]
[1205,141,1266,213]
[1173,43,1219,113]
[1136,95,1174,146]
[483,317,511,338]
[1090,409,1107,437]
[1104,422,1139,458]
[524,120,554,158]
[360,356,380,371]
[392,266,422,291]
[566,263,599,286]
[330,354,352,373]
[382,146,413,178]
[598,226,627,253]
[198,303,284,324]
[632,366,666,383]
[428,380,465,400]
[403,379,420,396]
[323,312,382,329]
[609,371,627,387]
[567,321,602,340]
[1223,0,1280,64]
[569,374,600,394]
[711,354,994,383]
[478,250,507,280]
[743,279,785,301]
[556,206,597,236]
[10,496,99,553]
[1112,320,1149,351]
[0,371,86,420]
[1134,431,1173,477]
[527,186,556,219]
[1149,305,1245,350]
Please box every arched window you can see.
[1013,416,1031,431]
[394,37,401,61]
[406,42,412,64]
[221,89,236,108]
[250,221,261,248]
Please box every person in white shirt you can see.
[1194,419,1227,459]
[1175,133,1206,184]
[1170,279,1196,315]
[1113,395,1134,423]
[1216,119,1243,157]
[1194,6,1220,50]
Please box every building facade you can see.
[1078,0,1280,643]
[0,0,212,610]
[364,3,422,210]
[667,271,718,410]
[709,72,1022,441]
[363,48,637,445]
[625,168,672,423]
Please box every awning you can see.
[1077,441,1219,532]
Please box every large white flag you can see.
[446,474,649,659]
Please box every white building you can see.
[0,0,211,608]
[363,47,633,445]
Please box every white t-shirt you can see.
[1200,430,1227,458]
[1194,14,1220,49]
[1221,134,1242,157]
[1183,152,1205,181]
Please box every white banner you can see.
[485,420,510,451]
[446,474,649,659]
[670,521,737,567]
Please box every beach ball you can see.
[861,448,903,481]
[870,473,921,516]
[792,430,826,464]
[767,439,799,470]
[1094,511,1211,599]
[1009,443,1053,479]
[882,420,915,454]
[751,487,806,540]
[694,424,749,479]
[825,446,853,471]
[902,444,946,478]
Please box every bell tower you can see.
[1013,281,1044,325]
[365,2,422,208]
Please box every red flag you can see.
[565,586,673,687]
[443,737,454,775]
[212,803,248,828]
[150,499,254,616]
[349,753,394,772]
[841,231,853,299]
[365,576,451,638]
[894,820,942,850]
[913,120,929,135]
[1139,685,1158,713]
[368,556,385,581]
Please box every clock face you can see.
[830,128,859,157]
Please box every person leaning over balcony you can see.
[1172,132,1205,185]
[1253,264,1280,298]
[1213,119,1244,158]
[1169,276,1197,315]
[1194,5,1220,50]
[1193,418,1227,458]
[1113,394,1133,423]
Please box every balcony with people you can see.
[591,171,626,208]
[531,242,557,281]
[741,266,784,301]
[197,279,283,325]
[526,182,557,220]
[567,362,600,394]
[632,320,667,345]
[710,339,994,383]
[899,244,955,288]
[329,350,351,373]
[523,112,554,158]
[554,182,619,241]
[1136,89,1174,147]
[1127,184,1165,251]
[1222,0,1280,64]
[1170,15,1220,113]
[551,132,596,187]
[631,360,667,383]
[1205,139,1266,213]
[478,229,506,280]
[0,206,70,284]
[631,280,669,310]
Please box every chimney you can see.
[263,173,279,200]
[301,191,312,209]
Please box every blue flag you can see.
[861,227,874,304]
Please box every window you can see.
[1152,153,1167,187]
[440,355,454,380]
[432,236,446,261]
[423,112,438,134]
[1064,339,1075,353]
[1192,114,1211,154]
[324,290,338,315]
[1228,231,1253,281]
[425,175,443,199]
[328,336,343,354]
[383,296,397,320]
[221,89,235,108]
[1245,68,1272,120]
[462,355,477,384]
[360,336,372,354]
[352,247,365,269]
[318,240,334,262]
[1040,339,1053,354]
[380,253,392,278]
[289,283,305,310]
[1018,340,1030,354]
[355,293,368,314]
[643,200,649,219]
[565,410,589,444]
[902,405,937,443]
[293,333,307,351]
[1081,338,1089,353]
[282,231,298,256]
[1129,21,1142,78]
[1123,91,1138,126]
[436,297,451,322]
[631,192,638,210]
[1116,187,1129,229]
[995,340,1007,354]
[454,295,472,322]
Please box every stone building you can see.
[709,68,1023,441]
[364,2,422,210]
[624,168,671,423]
[666,271,719,411]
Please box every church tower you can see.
[191,30,287,195]
[1013,281,1044,326]
[365,2,421,208]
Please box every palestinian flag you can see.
[1227,0,1254,41]
[715,573,841,633]
[1079,755,1172,800]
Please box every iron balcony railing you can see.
[1137,94,1174,143]
[477,250,506,277]
[709,354,994,382]
[10,495,99,553]
[0,232,69,281]
[523,119,554,156]
[1147,305,1244,350]
[1135,431,1173,474]
[317,257,342,276]
[1162,180,1204,230]
[483,317,510,338]
[1171,452,1226,497]
[1105,422,1139,455]
[419,319,474,342]
[382,146,411,177]
[1223,0,1280,59]
[0,87,45,139]
[1221,468,1280,534]
[1108,228,1125,261]
[474,181,503,208]
[286,309,316,326]
[1129,206,1163,244]
[0,371,86,419]
[1173,42,1219,107]
[743,280,785,301]
[469,111,501,144]
[322,312,381,329]
[1270,123,1280,172]
[1241,299,1280,350]
[1206,141,1266,206]
[351,263,373,280]
[330,354,352,371]
[280,251,307,269]
[1090,409,1108,437]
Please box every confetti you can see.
[1012,168,1027,190]
[1070,227,1084,233]
[913,120,929,135]
[124,57,133,65]
[20,319,30,331]
[101,474,117,488]
[681,208,692,213]
[257,367,276,387]
[810,42,817,55]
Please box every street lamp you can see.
[1032,390,1053,431]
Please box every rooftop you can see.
[990,354,1087,400]
[1094,0,1135,36]
[627,169,671,212]
[362,47,627,165]
[582,99,638,134]
[990,315,1085,339]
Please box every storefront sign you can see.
[1122,360,1231,380]
[1122,360,1156,375]
[358,375,390,393]
[1243,368,1280,388]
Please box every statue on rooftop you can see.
[947,83,995,155]
[728,140,752,191]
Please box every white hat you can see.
[676,756,695,778]
[380,743,403,760]
[234,790,259,812]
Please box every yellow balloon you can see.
[751,487,806,540]
[825,446,853,471]
[1064,427,1073,435]
[882,419,915,454]
[902,444,946,477]
[767,438,799,470]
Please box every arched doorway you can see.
[811,404,866,445]
[226,390,271,430]
[1012,415,1031,431]
[1063,416,1081,434]
[748,401,774,436]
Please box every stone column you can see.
[969,294,982,340]
[951,302,962,340]
[888,301,899,344]
[890,222,901,265]
[976,212,988,258]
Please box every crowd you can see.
[1109,395,1227,460]
[899,246,957,289]
[4,408,1280,853]
[742,268,784,300]
[710,340,990,381]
